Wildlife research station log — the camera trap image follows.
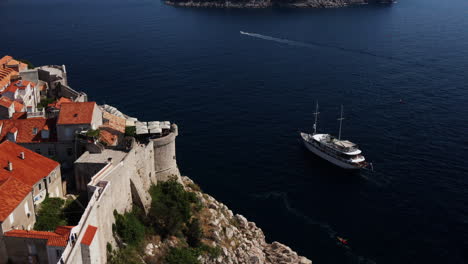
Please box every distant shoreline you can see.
[165,0,393,9]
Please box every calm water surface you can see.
[1,0,468,263]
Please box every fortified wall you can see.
[59,125,179,264]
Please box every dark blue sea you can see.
[1,0,467,263]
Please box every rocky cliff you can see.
[165,0,393,8]
[142,176,312,264]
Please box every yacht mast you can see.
[338,105,344,140]
[313,101,319,135]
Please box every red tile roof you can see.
[0,56,13,66]
[2,80,35,94]
[0,56,27,72]
[0,141,59,187]
[0,176,31,222]
[12,112,27,120]
[0,118,57,143]
[0,68,17,89]
[14,101,24,112]
[0,96,13,108]
[0,141,59,222]
[4,226,73,247]
[80,225,97,246]
[57,102,96,125]
[48,97,72,110]
[99,129,118,146]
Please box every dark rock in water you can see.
[165,0,394,8]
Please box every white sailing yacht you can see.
[300,103,370,170]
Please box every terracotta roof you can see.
[0,176,31,222]
[0,96,13,108]
[3,80,35,94]
[4,226,73,247]
[6,59,19,66]
[48,97,72,110]
[57,102,96,125]
[81,225,97,246]
[14,101,24,112]
[0,118,58,143]
[12,112,27,120]
[54,226,74,236]
[99,129,118,146]
[0,141,59,188]
[0,56,13,66]
[0,68,16,89]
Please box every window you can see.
[27,243,36,255]
[48,148,55,156]
[48,177,51,184]
[38,183,42,190]
[67,148,73,156]
[9,214,14,224]
[32,127,38,135]
[56,249,62,258]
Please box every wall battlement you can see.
[60,126,180,264]
[150,123,179,181]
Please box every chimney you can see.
[20,152,25,160]
[8,161,13,171]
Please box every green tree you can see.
[18,59,34,69]
[148,178,198,238]
[34,197,67,231]
[113,210,146,246]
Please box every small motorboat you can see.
[337,236,348,245]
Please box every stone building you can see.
[0,96,19,119]
[56,102,103,142]
[1,79,40,113]
[0,141,64,264]
[3,226,73,264]
[0,117,75,167]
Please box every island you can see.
[165,0,393,8]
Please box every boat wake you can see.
[240,31,315,48]
[240,31,428,69]
[252,191,377,264]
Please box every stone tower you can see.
[150,124,179,181]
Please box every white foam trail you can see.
[239,30,436,72]
[240,31,314,48]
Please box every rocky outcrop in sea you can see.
[165,0,393,8]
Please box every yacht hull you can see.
[301,134,360,170]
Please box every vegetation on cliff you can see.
[108,178,220,264]
[108,176,310,264]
